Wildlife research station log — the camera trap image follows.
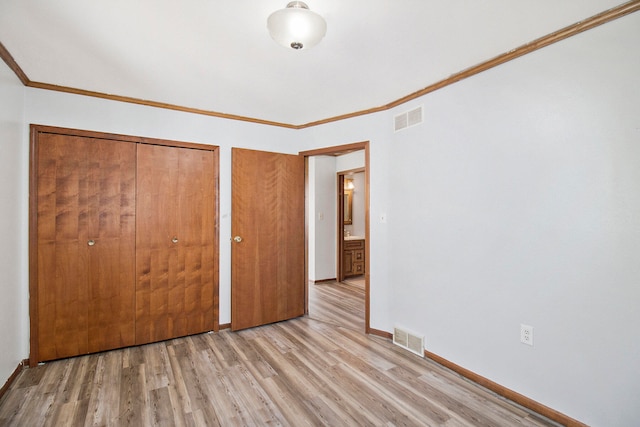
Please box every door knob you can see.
[87,239,96,246]
[171,237,179,244]
[233,236,243,243]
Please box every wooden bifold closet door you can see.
[135,143,216,344]
[30,126,218,364]
[34,133,137,361]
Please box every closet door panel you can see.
[175,148,215,336]
[136,144,215,344]
[37,136,90,360]
[36,134,136,361]
[135,143,179,343]
[86,140,137,353]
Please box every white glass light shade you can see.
[267,2,327,50]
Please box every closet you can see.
[30,125,218,364]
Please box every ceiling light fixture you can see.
[267,1,327,50]
[344,179,355,190]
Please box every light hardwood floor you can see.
[308,279,365,332]
[0,281,559,426]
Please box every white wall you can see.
[308,155,337,281]
[0,60,27,384]
[385,13,639,427]
[337,151,366,238]
[336,150,364,172]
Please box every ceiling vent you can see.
[393,326,425,357]
[394,105,423,132]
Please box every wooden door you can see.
[231,148,305,331]
[35,133,136,362]
[136,143,216,344]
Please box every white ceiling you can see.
[0,0,625,126]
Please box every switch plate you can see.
[520,324,533,346]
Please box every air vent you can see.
[394,105,423,132]
[407,106,423,127]
[394,114,408,132]
[393,326,425,357]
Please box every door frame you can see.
[299,141,371,333]
[338,173,346,282]
[337,168,365,282]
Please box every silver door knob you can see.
[233,236,243,243]
[87,239,96,246]
[171,237,179,244]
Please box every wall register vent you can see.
[394,105,423,132]
[393,326,425,357]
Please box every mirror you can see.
[344,179,353,225]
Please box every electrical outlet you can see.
[520,324,533,346]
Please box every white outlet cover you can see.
[520,324,534,346]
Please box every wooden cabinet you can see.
[343,239,365,277]
[30,126,218,364]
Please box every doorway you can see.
[299,141,370,333]
[338,169,365,283]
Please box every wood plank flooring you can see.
[308,279,365,332]
[0,281,559,426]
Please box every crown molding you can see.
[300,0,640,128]
[26,81,298,129]
[0,41,29,85]
[2,0,639,130]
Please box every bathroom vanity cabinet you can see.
[343,238,365,277]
